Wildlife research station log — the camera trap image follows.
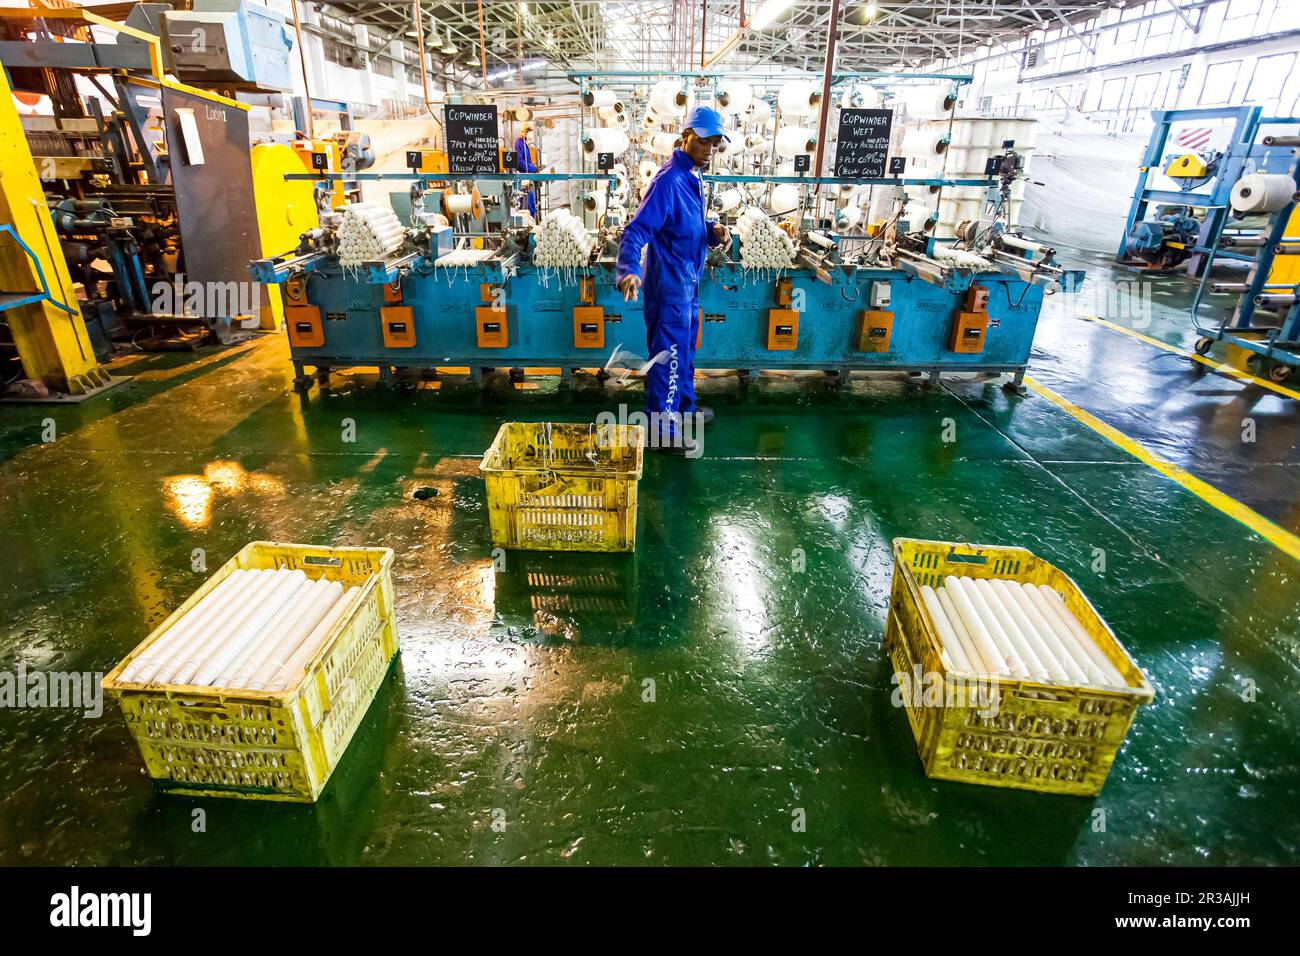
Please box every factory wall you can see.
[934,0,1300,132]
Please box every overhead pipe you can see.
[289,0,314,139]
[813,0,843,178]
[412,0,439,124]
[477,0,488,87]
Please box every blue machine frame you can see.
[1190,156,1300,374]
[254,68,1083,391]
[254,175,1076,389]
[1117,106,1299,276]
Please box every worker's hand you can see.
[712,222,731,247]
[617,274,641,302]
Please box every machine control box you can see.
[949,312,989,353]
[767,309,799,350]
[775,278,795,307]
[573,306,605,348]
[869,281,892,309]
[858,310,894,352]
[476,306,509,348]
[950,284,990,353]
[381,306,416,348]
[284,278,323,347]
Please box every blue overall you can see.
[514,136,537,217]
[616,149,719,438]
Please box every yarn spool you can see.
[582,88,616,108]
[777,79,821,116]
[775,126,817,157]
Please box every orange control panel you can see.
[767,308,799,350]
[284,278,323,347]
[949,284,989,354]
[381,306,416,348]
[476,305,508,348]
[858,311,894,352]
[574,306,604,348]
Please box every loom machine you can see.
[250,71,1083,392]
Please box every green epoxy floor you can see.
[1,260,1297,866]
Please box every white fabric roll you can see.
[769,183,802,214]
[584,127,630,156]
[583,88,616,108]
[902,128,949,158]
[747,98,772,124]
[841,85,883,109]
[775,126,817,157]
[718,81,752,114]
[648,131,680,156]
[903,202,937,229]
[777,79,820,116]
[903,84,956,119]
[650,79,687,115]
[638,158,659,185]
[1230,173,1297,213]
[715,187,744,212]
[907,165,944,196]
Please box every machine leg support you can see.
[1002,370,1028,396]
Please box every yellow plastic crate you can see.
[480,422,645,552]
[885,537,1154,796]
[102,542,399,803]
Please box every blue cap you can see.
[684,106,730,142]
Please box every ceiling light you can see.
[749,0,796,31]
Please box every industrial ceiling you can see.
[312,1,1127,82]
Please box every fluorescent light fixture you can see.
[749,0,796,31]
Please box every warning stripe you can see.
[1177,127,1212,149]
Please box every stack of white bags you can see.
[737,207,796,270]
[533,208,596,268]
[336,202,405,267]
[117,569,360,692]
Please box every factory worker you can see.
[514,121,538,218]
[616,106,731,456]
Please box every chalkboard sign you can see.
[834,108,893,179]
[444,104,501,175]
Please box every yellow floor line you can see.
[1024,375,1300,562]
[1080,314,1300,401]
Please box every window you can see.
[1199,60,1241,105]
[1131,73,1160,109]
[1099,77,1127,111]
[1245,52,1295,107]
[1227,0,1261,18]
[1148,14,1173,36]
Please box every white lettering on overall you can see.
[665,343,679,413]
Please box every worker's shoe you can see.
[650,436,701,458]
